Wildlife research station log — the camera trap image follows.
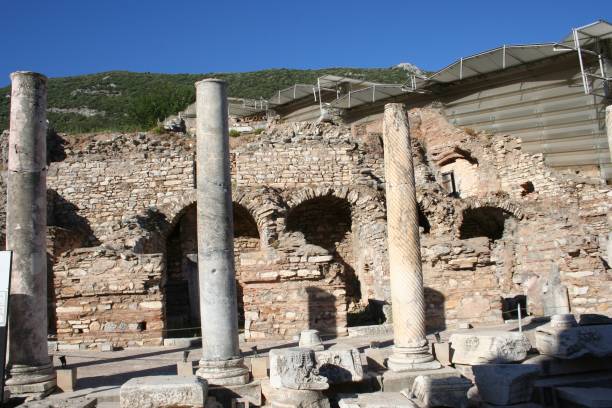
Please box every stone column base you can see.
[196,357,249,386]
[387,345,441,372]
[6,363,56,398]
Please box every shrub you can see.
[229,129,241,138]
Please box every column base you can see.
[387,345,441,372]
[6,363,57,398]
[197,357,250,386]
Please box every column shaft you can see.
[6,72,56,394]
[195,79,248,385]
[382,103,440,372]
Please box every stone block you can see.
[208,380,262,407]
[405,374,472,408]
[364,347,391,371]
[449,331,531,365]
[299,329,324,351]
[57,368,76,392]
[535,320,612,359]
[314,348,363,384]
[432,342,451,366]
[382,366,462,392]
[251,356,268,379]
[338,392,417,408]
[176,360,195,377]
[20,397,97,408]
[472,364,540,406]
[556,386,612,408]
[522,354,612,376]
[269,347,328,390]
[119,376,207,408]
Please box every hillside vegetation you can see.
[0,68,412,134]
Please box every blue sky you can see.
[1,1,610,86]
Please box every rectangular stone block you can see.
[382,366,462,392]
[314,348,363,384]
[57,368,76,392]
[338,391,418,408]
[364,348,391,371]
[449,331,531,365]
[535,323,612,359]
[432,342,451,366]
[176,361,195,377]
[208,380,261,407]
[405,375,472,408]
[251,356,268,379]
[556,386,612,408]
[473,364,540,406]
[120,376,207,408]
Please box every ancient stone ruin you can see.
[2,18,612,408]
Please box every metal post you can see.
[574,28,591,94]
[517,304,523,333]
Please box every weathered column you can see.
[606,106,612,267]
[6,72,56,396]
[607,105,612,163]
[194,79,249,385]
[383,103,440,372]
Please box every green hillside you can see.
[0,68,413,134]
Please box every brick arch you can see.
[284,185,385,221]
[158,187,285,248]
[455,195,524,239]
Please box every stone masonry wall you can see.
[2,106,608,348]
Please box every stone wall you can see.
[2,107,609,347]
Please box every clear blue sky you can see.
[1,0,610,87]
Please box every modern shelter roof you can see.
[268,84,317,105]
[317,74,376,90]
[228,98,268,117]
[427,44,572,83]
[558,20,612,47]
[329,84,411,109]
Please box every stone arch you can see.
[456,195,523,240]
[158,187,284,249]
[284,185,387,326]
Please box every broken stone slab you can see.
[472,364,540,406]
[119,376,207,408]
[261,378,329,408]
[404,374,472,408]
[269,347,329,390]
[338,392,418,408]
[522,354,612,377]
[382,366,463,392]
[299,329,324,351]
[556,386,612,408]
[20,397,97,408]
[314,348,364,384]
[449,331,532,365]
[535,318,612,359]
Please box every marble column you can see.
[6,72,56,396]
[194,79,249,385]
[382,103,440,372]
[606,106,612,267]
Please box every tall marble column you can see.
[606,106,612,267]
[194,79,249,385]
[6,72,56,396]
[383,103,440,372]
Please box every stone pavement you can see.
[42,320,534,406]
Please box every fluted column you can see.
[383,103,440,372]
[6,72,56,396]
[194,79,249,385]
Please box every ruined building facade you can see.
[2,105,608,349]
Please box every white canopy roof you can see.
[428,44,572,83]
